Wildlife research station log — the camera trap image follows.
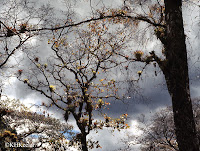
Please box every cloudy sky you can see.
[1,0,200,150]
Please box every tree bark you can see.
[80,133,88,151]
[68,111,89,151]
[162,0,199,150]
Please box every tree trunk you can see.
[162,0,199,150]
[80,133,88,151]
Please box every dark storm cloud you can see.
[98,74,171,118]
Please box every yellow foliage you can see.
[49,85,56,92]
[99,79,104,82]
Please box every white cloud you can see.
[129,120,143,136]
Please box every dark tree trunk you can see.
[162,0,199,150]
[67,111,89,151]
[80,133,88,151]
